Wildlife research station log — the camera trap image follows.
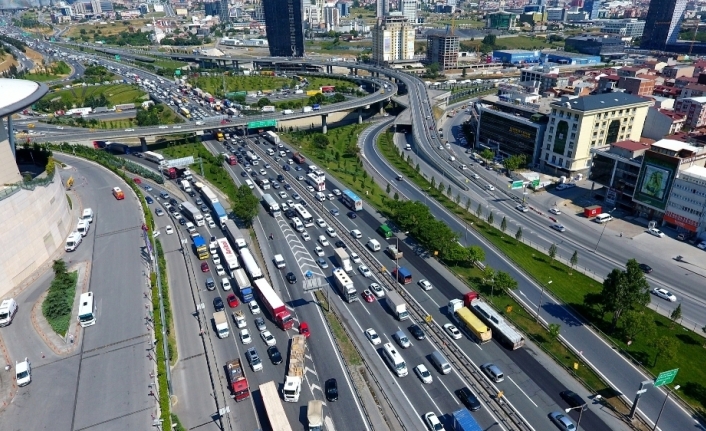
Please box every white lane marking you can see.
[507,375,538,408]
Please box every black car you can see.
[272,182,280,189]
[300,200,307,207]
[251,172,258,177]
[195,198,204,206]
[283,165,291,171]
[638,263,653,274]
[286,272,297,284]
[334,240,347,249]
[456,387,482,411]
[240,171,248,177]
[560,390,587,411]
[277,174,285,182]
[145,196,154,204]
[169,198,179,206]
[178,217,187,226]
[284,184,292,191]
[200,204,209,212]
[408,324,426,340]
[267,346,282,365]
[213,297,224,312]
[347,211,357,219]
[325,378,338,402]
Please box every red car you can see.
[361,290,375,303]
[227,293,239,308]
[133,177,142,184]
[299,322,310,338]
[201,262,210,272]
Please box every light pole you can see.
[423,187,431,206]
[653,385,680,431]
[594,207,616,252]
[536,280,552,322]
[565,405,585,431]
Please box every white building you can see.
[400,0,417,23]
[665,165,706,239]
[601,18,646,38]
[324,6,340,30]
[372,13,415,64]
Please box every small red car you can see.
[299,322,310,338]
[362,290,375,303]
[133,177,142,184]
[227,293,239,308]
[201,262,210,272]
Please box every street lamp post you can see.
[594,207,616,252]
[565,405,585,431]
[653,385,680,431]
[536,280,552,322]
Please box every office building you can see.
[601,18,645,38]
[90,0,102,14]
[377,0,389,18]
[205,1,221,17]
[664,165,706,236]
[581,0,600,20]
[589,139,651,209]
[541,92,651,175]
[641,0,687,50]
[520,65,568,93]
[493,49,541,64]
[617,76,655,97]
[564,35,625,57]
[400,0,417,23]
[324,6,340,31]
[546,8,565,22]
[426,32,459,71]
[642,108,685,140]
[337,2,350,16]
[263,0,304,57]
[544,51,601,65]
[371,14,414,64]
[487,11,517,30]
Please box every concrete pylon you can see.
[321,114,328,134]
[357,107,363,124]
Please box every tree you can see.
[480,148,494,167]
[482,266,495,286]
[438,181,444,193]
[548,243,558,261]
[415,163,420,173]
[312,134,330,149]
[446,184,452,196]
[493,270,518,294]
[570,251,578,270]
[431,177,436,189]
[482,34,497,46]
[504,154,527,173]
[52,259,67,276]
[515,226,523,241]
[487,211,494,225]
[454,193,461,204]
[425,62,440,78]
[386,183,391,194]
[670,304,682,325]
[465,198,472,211]
[476,203,483,218]
[231,185,260,227]
[500,216,507,232]
[653,336,678,367]
[621,310,655,342]
[598,259,651,330]
[256,97,271,107]
[548,323,561,340]
[394,192,399,200]
[466,245,485,267]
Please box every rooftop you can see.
[553,92,651,111]
[544,51,601,59]
[652,138,700,153]
[683,96,706,104]
[0,79,48,118]
[682,165,706,181]
[495,49,540,54]
[612,139,650,151]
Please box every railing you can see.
[0,171,56,202]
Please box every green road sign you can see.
[654,368,679,387]
[115,55,121,61]
[510,180,524,190]
[174,69,181,76]
[247,119,277,129]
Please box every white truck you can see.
[386,289,409,321]
[307,400,323,431]
[180,179,192,194]
[274,254,286,268]
[283,334,306,402]
[333,267,356,303]
[282,109,294,115]
[302,106,312,113]
[334,247,352,272]
[233,310,247,328]
[214,311,229,338]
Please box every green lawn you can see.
[42,84,147,106]
[190,75,358,98]
[153,58,189,70]
[462,36,564,51]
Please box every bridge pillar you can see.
[357,107,363,124]
[378,101,384,115]
[234,59,240,70]
[352,68,358,76]
[321,114,328,134]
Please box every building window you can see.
[551,155,556,163]
[559,158,563,165]
[545,153,549,161]
[568,151,573,158]
[570,133,576,139]
[549,127,554,133]
[591,140,596,146]
[574,114,579,120]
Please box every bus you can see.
[382,343,407,377]
[262,194,281,216]
[294,204,313,227]
[341,190,363,211]
[377,224,393,239]
[259,381,294,431]
[179,107,191,118]
[239,247,264,281]
[470,298,524,350]
[306,172,326,191]
[77,292,96,327]
[143,151,165,165]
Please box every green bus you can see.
[377,224,393,239]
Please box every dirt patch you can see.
[0,54,18,74]
[24,47,44,71]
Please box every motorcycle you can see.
[675,255,683,262]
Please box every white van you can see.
[594,213,613,223]
[291,217,304,232]
[245,179,255,189]
[267,149,275,156]
[77,220,90,237]
[367,239,381,251]
[81,208,94,223]
[315,192,326,202]
[0,298,18,326]
[65,231,82,252]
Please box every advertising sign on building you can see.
[633,151,679,211]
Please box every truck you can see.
[282,109,294,115]
[333,268,356,303]
[448,294,492,344]
[334,247,352,272]
[262,194,281,216]
[260,381,294,431]
[452,408,483,431]
[193,235,209,260]
[233,310,247,328]
[274,254,286,268]
[182,201,205,226]
[391,266,412,284]
[232,268,253,302]
[283,335,306,402]
[261,105,276,112]
[307,400,323,431]
[212,202,228,226]
[265,131,280,144]
[179,179,192,194]
[226,358,250,401]
[386,289,409,320]
[224,153,237,165]
[214,311,230,338]
[253,279,293,330]
[217,238,239,271]
[302,106,312,113]
[216,130,225,141]
[292,152,306,164]
[386,244,403,260]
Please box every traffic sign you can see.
[510,180,524,190]
[654,368,679,387]
[424,315,433,323]
[247,119,277,129]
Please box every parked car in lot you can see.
[647,227,665,237]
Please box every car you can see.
[222,292,238,308]
[647,227,665,237]
[201,262,210,272]
[15,357,31,387]
[215,264,226,276]
[359,265,372,277]
[318,236,330,247]
[292,192,301,200]
[284,183,292,190]
[350,252,361,263]
[317,258,329,268]
[549,411,576,431]
[370,283,385,298]
[316,218,327,228]
[325,378,338,401]
[334,240,347,249]
[350,229,362,239]
[267,345,282,364]
[697,241,706,250]
[314,246,325,257]
[408,324,426,340]
[249,301,261,314]
[252,318,266,332]
[516,204,529,212]
[297,175,304,181]
[330,208,339,216]
[295,167,303,171]
[211,295,225,311]
[284,209,296,219]
[549,207,562,215]
[415,364,433,384]
[361,290,375,302]
[443,323,462,339]
[307,185,315,193]
[418,279,433,291]
[259,169,267,176]
[347,211,357,219]
[212,255,221,265]
[327,193,335,200]
[424,412,443,431]
[144,185,153,192]
[456,387,482,411]
[278,191,288,199]
[246,347,262,371]
[486,184,495,191]
[178,218,186,226]
[286,272,297,284]
[365,328,381,345]
[639,263,653,273]
[133,177,142,184]
[165,225,174,235]
[652,287,677,302]
[472,173,480,179]
[286,199,295,207]
[145,196,154,204]
[560,390,587,411]
[125,128,135,132]
[332,188,342,196]
[552,223,567,232]
[200,204,209,212]
[302,232,311,241]
[299,321,310,337]
[260,330,276,346]
[155,208,164,217]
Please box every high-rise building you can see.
[324,6,340,31]
[400,0,416,23]
[376,0,389,18]
[426,32,459,71]
[263,0,304,57]
[641,0,687,50]
[219,0,229,23]
[205,1,221,17]
[581,0,599,20]
[90,0,102,15]
[372,14,414,64]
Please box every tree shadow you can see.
[676,333,700,346]
[542,302,583,327]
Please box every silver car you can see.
[549,411,576,431]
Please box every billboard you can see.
[633,151,679,211]
[384,37,391,54]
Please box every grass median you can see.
[42,259,77,336]
[315,290,362,366]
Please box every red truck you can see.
[162,167,189,179]
[224,154,237,165]
[292,152,306,164]
[226,358,250,401]
[253,279,294,330]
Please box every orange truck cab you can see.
[112,187,125,200]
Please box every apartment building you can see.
[674,97,706,128]
[665,165,706,237]
[520,65,569,93]
[372,14,414,63]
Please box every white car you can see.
[369,283,385,298]
[56,126,64,130]
[222,278,231,291]
[240,329,252,344]
[318,236,329,247]
[314,246,325,256]
[327,193,335,200]
[418,279,433,291]
[326,227,337,237]
[15,357,31,387]
[350,252,361,263]
[415,364,433,384]
[212,255,221,265]
[443,323,462,340]
[516,204,529,213]
[259,169,267,176]
[208,219,217,228]
[486,184,495,191]
[125,128,135,132]
[424,412,443,431]
[249,301,261,315]
[350,229,362,239]
[165,225,174,235]
[697,241,706,250]
[332,189,342,196]
[307,185,315,193]
[365,328,381,345]
[359,265,372,277]
[260,330,276,346]
[302,232,311,241]
[652,287,677,302]
[552,223,567,232]
[647,228,665,238]
[316,218,327,228]
[549,207,562,215]
[278,191,288,199]
[472,173,480,179]
[158,125,168,129]
[215,264,226,276]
